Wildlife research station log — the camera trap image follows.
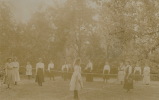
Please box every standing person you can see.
[123,62,133,92]
[35,58,45,86]
[70,58,83,100]
[143,64,150,85]
[26,62,32,80]
[48,60,55,80]
[103,62,110,83]
[62,62,69,81]
[12,57,20,85]
[133,63,141,82]
[4,58,14,89]
[85,60,93,82]
[118,62,125,85]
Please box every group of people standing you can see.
[3,57,152,100]
[4,57,20,88]
[117,62,151,92]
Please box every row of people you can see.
[3,57,152,100]
[25,59,150,85]
[117,62,150,85]
[3,58,151,87]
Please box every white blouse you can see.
[12,61,19,68]
[85,62,93,70]
[26,65,32,70]
[48,63,54,71]
[103,65,110,71]
[36,62,44,69]
[62,64,69,71]
[143,66,150,75]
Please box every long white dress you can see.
[143,66,150,84]
[70,65,83,91]
[12,61,20,82]
[26,64,32,75]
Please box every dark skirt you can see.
[85,70,93,82]
[103,70,109,80]
[35,68,44,83]
[48,69,55,77]
[134,71,141,81]
[123,77,133,90]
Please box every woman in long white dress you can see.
[26,62,32,79]
[143,64,150,85]
[118,62,125,85]
[70,58,83,100]
[12,57,20,85]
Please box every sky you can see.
[3,0,66,23]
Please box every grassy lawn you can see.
[0,77,159,100]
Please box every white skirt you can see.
[143,75,150,84]
[118,71,124,81]
[70,72,83,91]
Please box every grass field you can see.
[0,76,159,100]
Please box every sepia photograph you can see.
[0,0,159,100]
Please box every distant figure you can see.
[143,64,150,85]
[118,62,125,85]
[103,62,110,83]
[12,57,20,85]
[62,62,69,81]
[85,60,93,82]
[123,62,133,92]
[70,58,83,100]
[48,60,55,80]
[26,62,32,80]
[133,63,141,82]
[68,64,73,79]
[4,58,14,89]
[35,58,45,86]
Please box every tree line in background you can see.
[0,0,159,73]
